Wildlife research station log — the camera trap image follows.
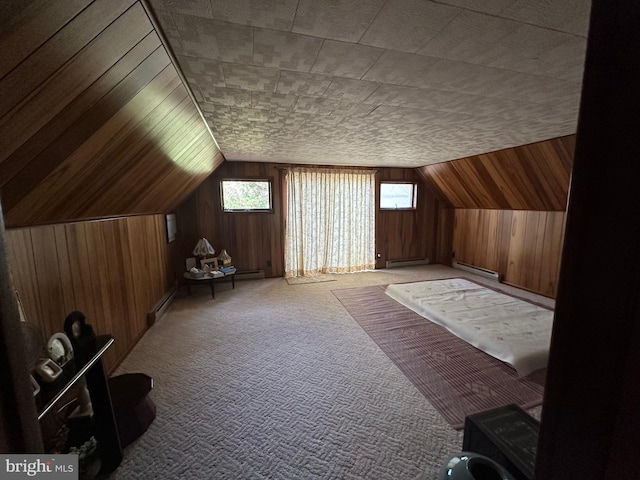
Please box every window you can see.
[380,182,417,209]
[221,179,272,212]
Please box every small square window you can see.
[380,182,417,209]
[221,179,272,212]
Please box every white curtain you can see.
[285,167,376,277]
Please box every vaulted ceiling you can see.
[146,0,590,167]
[0,0,588,228]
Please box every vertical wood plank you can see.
[30,226,66,335]
[65,222,99,324]
[53,224,76,316]
[4,229,42,324]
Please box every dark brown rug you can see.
[332,284,546,429]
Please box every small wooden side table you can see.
[183,269,236,298]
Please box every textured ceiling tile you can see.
[203,106,231,123]
[154,8,180,38]
[162,0,212,17]
[172,13,252,63]
[359,84,416,106]
[275,71,333,96]
[434,0,517,15]
[410,59,522,97]
[461,96,560,123]
[228,108,271,123]
[292,0,386,43]
[300,115,344,130]
[175,55,226,87]
[359,0,461,53]
[330,102,377,119]
[501,0,591,36]
[365,105,448,125]
[322,77,380,102]
[146,0,168,12]
[310,40,384,79]
[483,24,577,74]
[418,10,521,63]
[497,73,581,105]
[554,93,582,111]
[363,50,439,85]
[251,91,297,110]
[294,96,341,115]
[159,23,187,57]
[267,111,312,128]
[338,116,420,135]
[209,0,297,29]
[253,29,323,72]
[198,87,251,108]
[222,64,280,92]
[523,103,578,125]
[362,84,464,111]
[516,36,587,81]
[409,88,483,114]
[191,85,204,103]
[145,0,585,167]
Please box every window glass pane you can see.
[222,180,272,211]
[380,183,416,209]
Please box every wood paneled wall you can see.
[5,214,176,372]
[453,209,566,297]
[177,162,285,277]
[178,162,450,277]
[376,168,452,268]
[0,0,223,228]
[418,136,575,297]
[417,136,574,210]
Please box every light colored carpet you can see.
[286,274,336,285]
[107,265,552,480]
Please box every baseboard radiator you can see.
[147,285,177,326]
[235,270,265,280]
[452,260,500,281]
[385,258,430,269]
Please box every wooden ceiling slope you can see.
[0,0,224,228]
[416,135,575,210]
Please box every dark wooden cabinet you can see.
[36,335,122,474]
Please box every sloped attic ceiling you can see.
[0,0,224,228]
[146,0,590,167]
[0,0,588,228]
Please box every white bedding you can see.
[384,278,553,376]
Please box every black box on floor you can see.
[462,404,539,480]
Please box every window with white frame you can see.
[379,182,417,209]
